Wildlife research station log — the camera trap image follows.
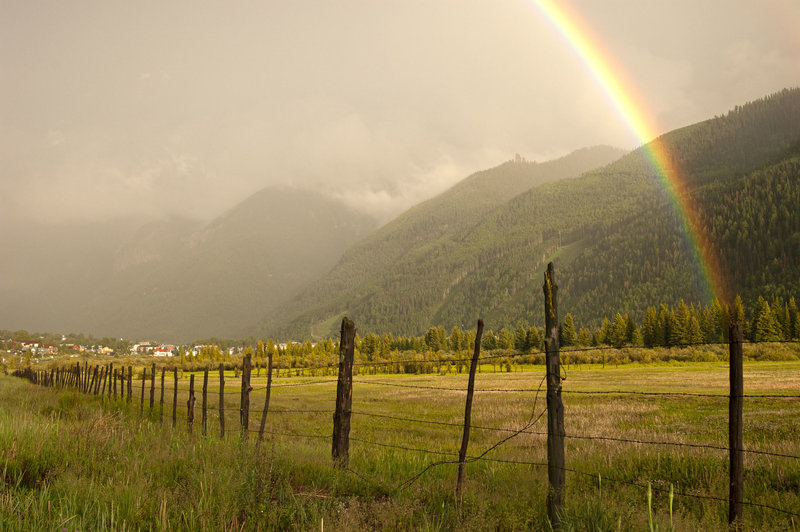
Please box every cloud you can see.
[331,155,483,222]
[1,1,797,226]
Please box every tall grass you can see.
[3,360,800,530]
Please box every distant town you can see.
[0,330,307,368]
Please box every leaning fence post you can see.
[257,351,274,446]
[219,363,226,439]
[202,368,208,437]
[332,317,356,468]
[150,363,156,411]
[457,319,484,498]
[544,262,565,529]
[172,368,178,428]
[90,366,98,394]
[188,374,196,434]
[240,354,252,439]
[728,323,744,529]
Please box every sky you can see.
[2,0,798,225]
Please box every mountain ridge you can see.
[263,88,800,340]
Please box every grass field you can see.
[2,358,799,530]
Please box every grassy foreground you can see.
[1,360,799,530]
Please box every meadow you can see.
[2,355,799,530]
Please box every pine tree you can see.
[731,295,747,336]
[514,326,528,351]
[498,328,515,350]
[752,297,782,342]
[671,300,689,346]
[449,326,464,352]
[424,327,442,351]
[597,318,611,345]
[624,313,636,344]
[482,330,497,350]
[610,313,627,348]
[686,315,703,344]
[526,326,542,351]
[631,327,643,346]
[560,313,577,347]
[642,307,658,347]
[788,297,799,339]
[658,304,672,347]
[577,328,592,346]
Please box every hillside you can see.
[267,88,800,339]
[0,187,379,343]
[261,146,628,337]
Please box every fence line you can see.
[11,269,800,527]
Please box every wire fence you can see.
[12,331,800,525]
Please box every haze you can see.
[2,1,799,225]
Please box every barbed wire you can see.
[475,457,800,518]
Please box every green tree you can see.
[498,328,515,350]
[671,300,689,346]
[514,326,528,351]
[597,318,612,345]
[751,297,782,342]
[610,313,627,348]
[481,330,497,350]
[424,326,446,352]
[642,307,658,347]
[560,313,576,347]
[657,304,672,346]
[686,315,703,344]
[526,326,542,351]
[788,297,799,339]
[731,295,747,335]
[577,327,592,346]
[449,326,463,352]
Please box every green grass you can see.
[2,358,800,530]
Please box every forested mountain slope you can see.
[267,88,800,339]
[79,186,379,343]
[262,146,628,337]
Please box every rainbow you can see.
[531,0,730,305]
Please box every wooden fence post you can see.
[240,354,252,439]
[113,368,118,398]
[160,368,165,423]
[172,368,178,428]
[257,351,274,446]
[544,262,565,529]
[729,323,744,530]
[140,367,146,416]
[219,363,226,439]
[188,374,196,434]
[457,319,484,497]
[332,317,356,468]
[202,368,208,436]
[150,363,155,411]
[127,366,133,403]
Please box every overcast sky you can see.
[2,0,798,224]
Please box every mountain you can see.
[0,187,379,342]
[261,145,629,338]
[266,88,800,339]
